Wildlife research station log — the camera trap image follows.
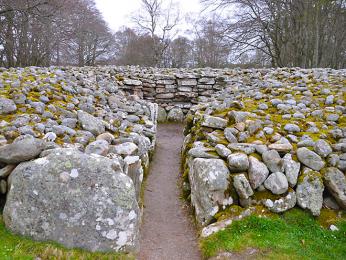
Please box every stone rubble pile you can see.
[61,66,238,121]
[0,66,158,252]
[182,68,346,226]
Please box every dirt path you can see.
[138,124,201,260]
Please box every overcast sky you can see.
[95,0,204,33]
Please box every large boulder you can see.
[322,167,346,209]
[188,158,231,225]
[157,107,167,123]
[296,169,324,216]
[3,148,140,253]
[0,135,45,164]
[167,108,184,122]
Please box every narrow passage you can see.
[139,124,201,260]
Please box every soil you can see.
[138,123,201,260]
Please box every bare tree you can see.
[0,0,116,67]
[132,0,180,67]
[201,0,346,68]
[193,16,231,68]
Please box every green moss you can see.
[201,209,346,259]
[252,190,282,202]
[214,205,244,221]
[317,208,344,228]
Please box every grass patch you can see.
[200,209,346,259]
[0,216,134,260]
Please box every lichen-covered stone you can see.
[322,167,346,209]
[0,97,17,114]
[77,110,105,136]
[188,158,231,225]
[3,148,140,252]
[248,156,269,189]
[0,135,45,164]
[283,154,300,187]
[264,172,288,195]
[296,170,324,216]
[227,153,249,173]
[297,147,325,171]
[233,174,254,199]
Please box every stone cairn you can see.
[182,67,346,236]
[0,66,345,252]
[0,66,158,252]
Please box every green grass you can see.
[200,209,346,259]
[0,216,134,260]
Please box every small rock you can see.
[233,174,254,199]
[284,124,300,133]
[112,142,138,156]
[248,156,269,189]
[283,154,300,187]
[85,140,109,156]
[77,110,105,136]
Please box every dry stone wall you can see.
[181,67,346,232]
[0,66,158,253]
[66,66,238,120]
[0,65,345,252]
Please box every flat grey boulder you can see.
[202,115,228,129]
[188,147,219,159]
[0,97,17,114]
[322,167,346,209]
[248,156,269,189]
[3,148,140,253]
[188,158,231,225]
[0,135,45,164]
[264,172,288,195]
[297,147,325,171]
[112,142,138,156]
[77,110,105,136]
[296,169,324,216]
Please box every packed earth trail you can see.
[139,124,201,260]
